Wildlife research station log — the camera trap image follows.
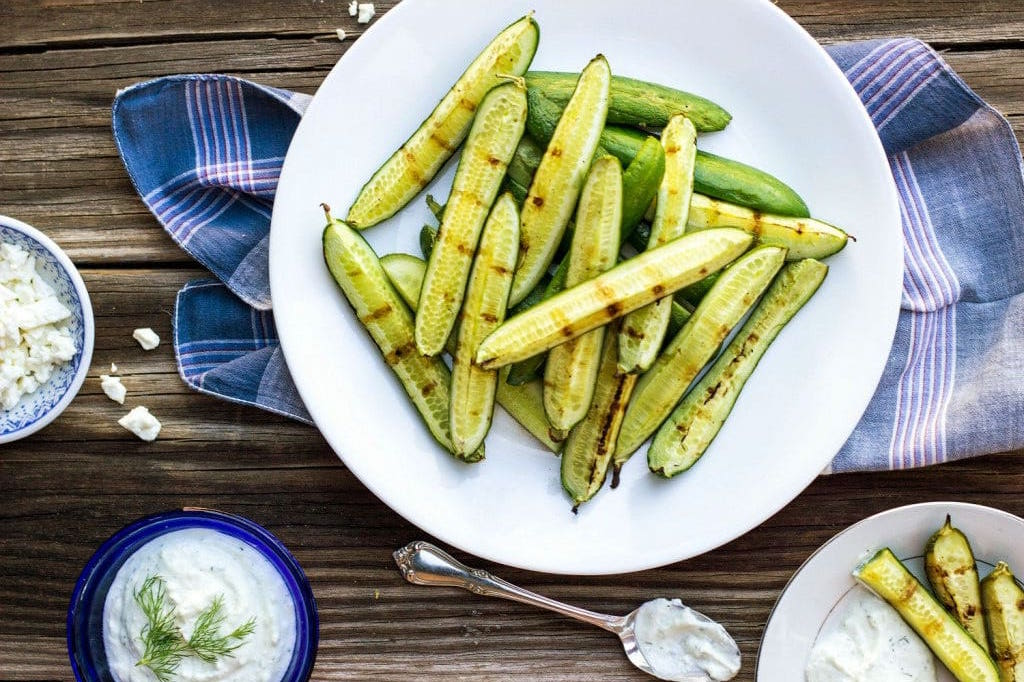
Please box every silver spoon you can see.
[393,541,741,682]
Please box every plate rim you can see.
[269,0,904,574]
[755,501,1024,679]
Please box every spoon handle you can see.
[394,541,623,633]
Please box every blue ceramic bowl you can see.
[0,214,94,444]
[68,509,319,681]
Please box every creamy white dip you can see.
[633,598,741,681]
[102,528,297,682]
[805,587,936,682]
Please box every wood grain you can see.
[1,1,1023,680]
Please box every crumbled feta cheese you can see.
[348,0,358,16]
[110,362,118,373]
[357,2,375,23]
[100,374,126,404]
[118,405,161,441]
[132,327,160,350]
[0,241,77,410]
[335,28,347,41]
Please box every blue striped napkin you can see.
[112,39,1024,472]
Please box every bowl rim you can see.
[0,213,94,444]
[67,507,320,682]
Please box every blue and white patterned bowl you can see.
[0,215,94,444]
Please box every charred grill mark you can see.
[703,382,722,404]
[548,146,563,157]
[490,264,510,276]
[624,325,644,340]
[421,381,437,396]
[532,196,545,207]
[560,325,575,338]
[596,284,615,301]
[652,283,666,296]
[458,97,478,113]
[429,132,454,151]
[699,266,709,276]
[664,144,681,155]
[750,212,764,237]
[402,149,425,184]
[487,155,503,166]
[361,303,393,323]
[480,312,499,324]
[605,302,623,317]
[384,340,418,366]
[456,241,473,256]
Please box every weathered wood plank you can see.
[1,0,1022,50]
[2,37,1023,266]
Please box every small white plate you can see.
[757,502,1024,680]
[269,0,902,574]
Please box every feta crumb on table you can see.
[357,2,375,23]
[132,327,160,350]
[336,28,347,41]
[0,241,77,410]
[110,362,117,373]
[348,0,358,17]
[118,405,161,441]
[99,374,126,404]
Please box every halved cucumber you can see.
[543,156,622,437]
[687,193,847,259]
[855,548,1000,682]
[323,213,479,460]
[982,562,1024,681]
[618,114,698,374]
[927,515,990,653]
[346,15,538,228]
[525,70,731,131]
[561,320,636,509]
[450,194,519,457]
[415,80,528,356]
[615,246,786,468]
[510,55,611,305]
[648,258,827,477]
[380,251,559,453]
[476,228,753,370]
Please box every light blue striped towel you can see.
[112,39,1024,473]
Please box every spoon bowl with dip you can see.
[393,541,741,682]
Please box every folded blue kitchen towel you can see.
[112,39,1024,472]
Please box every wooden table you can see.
[2,2,1022,679]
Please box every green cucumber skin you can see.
[526,71,731,132]
[620,137,666,239]
[525,88,809,218]
[648,259,828,477]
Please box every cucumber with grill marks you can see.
[346,15,538,228]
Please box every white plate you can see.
[757,502,1024,680]
[269,0,902,574]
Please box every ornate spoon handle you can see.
[394,541,623,632]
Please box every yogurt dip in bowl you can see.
[68,509,318,681]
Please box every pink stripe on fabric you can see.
[874,67,942,131]
[892,157,936,310]
[861,49,931,113]
[204,81,222,171]
[847,40,908,89]
[215,80,235,184]
[858,44,929,110]
[900,152,961,306]
[234,80,256,192]
[887,311,915,469]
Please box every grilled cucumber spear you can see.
[476,228,752,370]
[649,258,827,477]
[618,114,698,374]
[450,194,520,456]
[615,246,786,468]
[346,14,538,228]
[982,562,1024,681]
[379,252,560,453]
[561,321,636,509]
[322,207,481,461]
[510,54,611,305]
[415,79,527,356]
[544,155,622,439]
[525,70,731,132]
[927,515,990,653]
[855,549,1000,682]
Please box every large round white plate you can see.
[269,0,902,574]
[757,502,1024,679]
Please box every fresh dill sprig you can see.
[132,575,256,681]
